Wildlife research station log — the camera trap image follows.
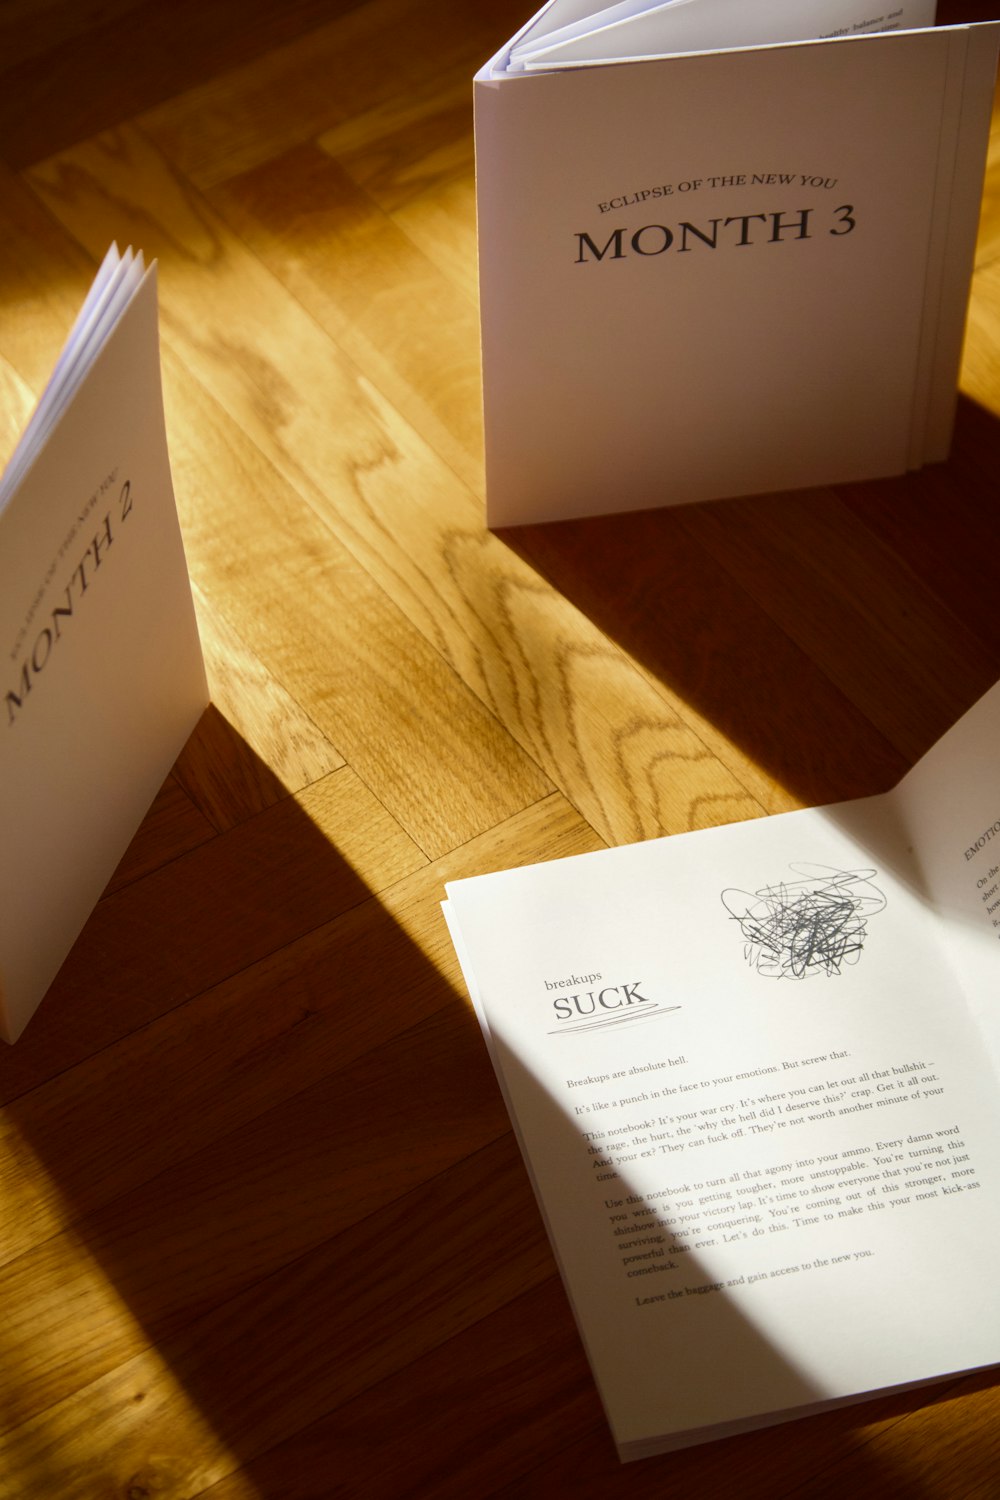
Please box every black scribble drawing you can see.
[721,863,886,980]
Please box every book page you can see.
[508,0,937,70]
[445,779,1000,1454]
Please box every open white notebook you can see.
[445,681,1000,1458]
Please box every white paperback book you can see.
[475,1,1000,524]
[443,681,1000,1458]
[0,246,208,1043]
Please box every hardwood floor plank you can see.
[840,402,1000,668]
[170,697,330,835]
[0,794,596,1267]
[0,352,39,473]
[318,69,475,217]
[182,584,345,827]
[188,1275,593,1500]
[0,765,424,1098]
[767,1374,1000,1500]
[103,773,217,893]
[318,83,480,303]
[0,1136,556,1499]
[962,253,1000,421]
[0,0,148,73]
[0,162,100,395]
[161,344,552,856]
[511,509,910,812]
[182,1287,988,1500]
[0,1000,512,1431]
[972,80,1000,271]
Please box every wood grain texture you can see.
[1,2,999,1495]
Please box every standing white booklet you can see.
[475,2,1000,523]
[0,247,208,1043]
[444,681,1000,1458]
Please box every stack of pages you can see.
[0,247,208,1042]
[444,682,1000,1457]
[475,1,1000,522]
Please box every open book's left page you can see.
[0,249,208,1041]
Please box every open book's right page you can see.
[889,681,1000,1076]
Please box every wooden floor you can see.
[2,1,1000,1495]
